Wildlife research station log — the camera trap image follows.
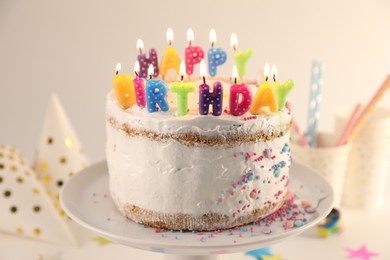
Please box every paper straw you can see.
[343,74,390,144]
[293,119,308,147]
[336,103,362,146]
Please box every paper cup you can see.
[291,133,351,207]
[335,106,390,208]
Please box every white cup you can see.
[291,132,351,207]
[335,106,390,208]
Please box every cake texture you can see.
[106,79,293,231]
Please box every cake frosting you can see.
[106,78,293,231]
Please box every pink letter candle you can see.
[185,28,204,76]
[229,66,253,116]
[199,59,223,116]
[145,64,170,113]
[136,39,159,78]
[208,29,227,77]
[133,61,146,108]
[160,28,181,79]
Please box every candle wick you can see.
[181,75,184,81]
[139,48,142,54]
[203,76,206,84]
[149,75,152,80]
[189,41,192,46]
[116,71,119,75]
[169,40,172,46]
[211,42,214,48]
[265,76,268,82]
[135,71,139,77]
[234,78,237,84]
[273,74,276,82]
[233,45,237,51]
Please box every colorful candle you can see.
[185,28,204,76]
[229,65,252,116]
[250,63,278,114]
[136,39,159,78]
[270,65,295,110]
[112,63,136,109]
[207,29,227,77]
[199,59,223,116]
[145,64,170,113]
[230,33,253,79]
[169,61,195,116]
[160,28,181,79]
[133,61,146,108]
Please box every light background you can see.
[1,0,390,162]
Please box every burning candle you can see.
[133,61,146,108]
[112,63,136,109]
[229,65,253,116]
[145,64,170,113]
[270,64,295,110]
[230,33,253,80]
[185,28,204,76]
[250,63,278,114]
[207,29,227,77]
[199,59,223,116]
[136,39,159,78]
[169,61,195,116]
[160,28,181,79]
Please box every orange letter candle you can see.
[160,28,181,79]
[112,63,136,109]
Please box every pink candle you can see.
[137,39,159,78]
[185,28,204,76]
[133,61,146,108]
[229,66,252,116]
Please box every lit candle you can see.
[160,28,181,79]
[145,64,170,113]
[136,39,159,78]
[199,59,223,116]
[230,33,253,80]
[112,63,136,109]
[133,61,146,108]
[207,29,227,77]
[169,61,195,116]
[229,65,252,116]
[250,62,278,114]
[185,28,204,76]
[270,64,295,110]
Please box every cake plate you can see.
[60,161,333,260]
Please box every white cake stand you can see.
[60,161,333,260]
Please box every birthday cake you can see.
[106,29,294,231]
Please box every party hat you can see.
[0,145,76,245]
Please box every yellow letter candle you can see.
[113,63,136,109]
[230,33,253,80]
[270,65,295,110]
[169,61,195,116]
[160,28,181,79]
[250,63,278,114]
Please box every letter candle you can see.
[250,63,279,114]
[145,64,170,113]
[185,28,204,77]
[199,59,223,116]
[270,64,295,110]
[230,33,253,80]
[160,28,181,79]
[133,61,146,108]
[112,63,136,109]
[169,61,195,116]
[207,29,227,77]
[136,39,159,78]
[229,65,253,116]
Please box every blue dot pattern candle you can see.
[199,81,223,116]
[207,48,227,77]
[146,80,170,113]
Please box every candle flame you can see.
[148,64,154,77]
[180,60,186,77]
[209,29,216,45]
[200,59,207,78]
[134,61,140,74]
[271,64,277,81]
[115,63,121,73]
[232,65,238,81]
[167,28,174,45]
[264,62,270,81]
[230,33,238,50]
[187,28,194,43]
[136,39,144,52]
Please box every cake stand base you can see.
[164,255,224,260]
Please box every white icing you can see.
[106,79,293,217]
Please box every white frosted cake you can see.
[106,78,292,231]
